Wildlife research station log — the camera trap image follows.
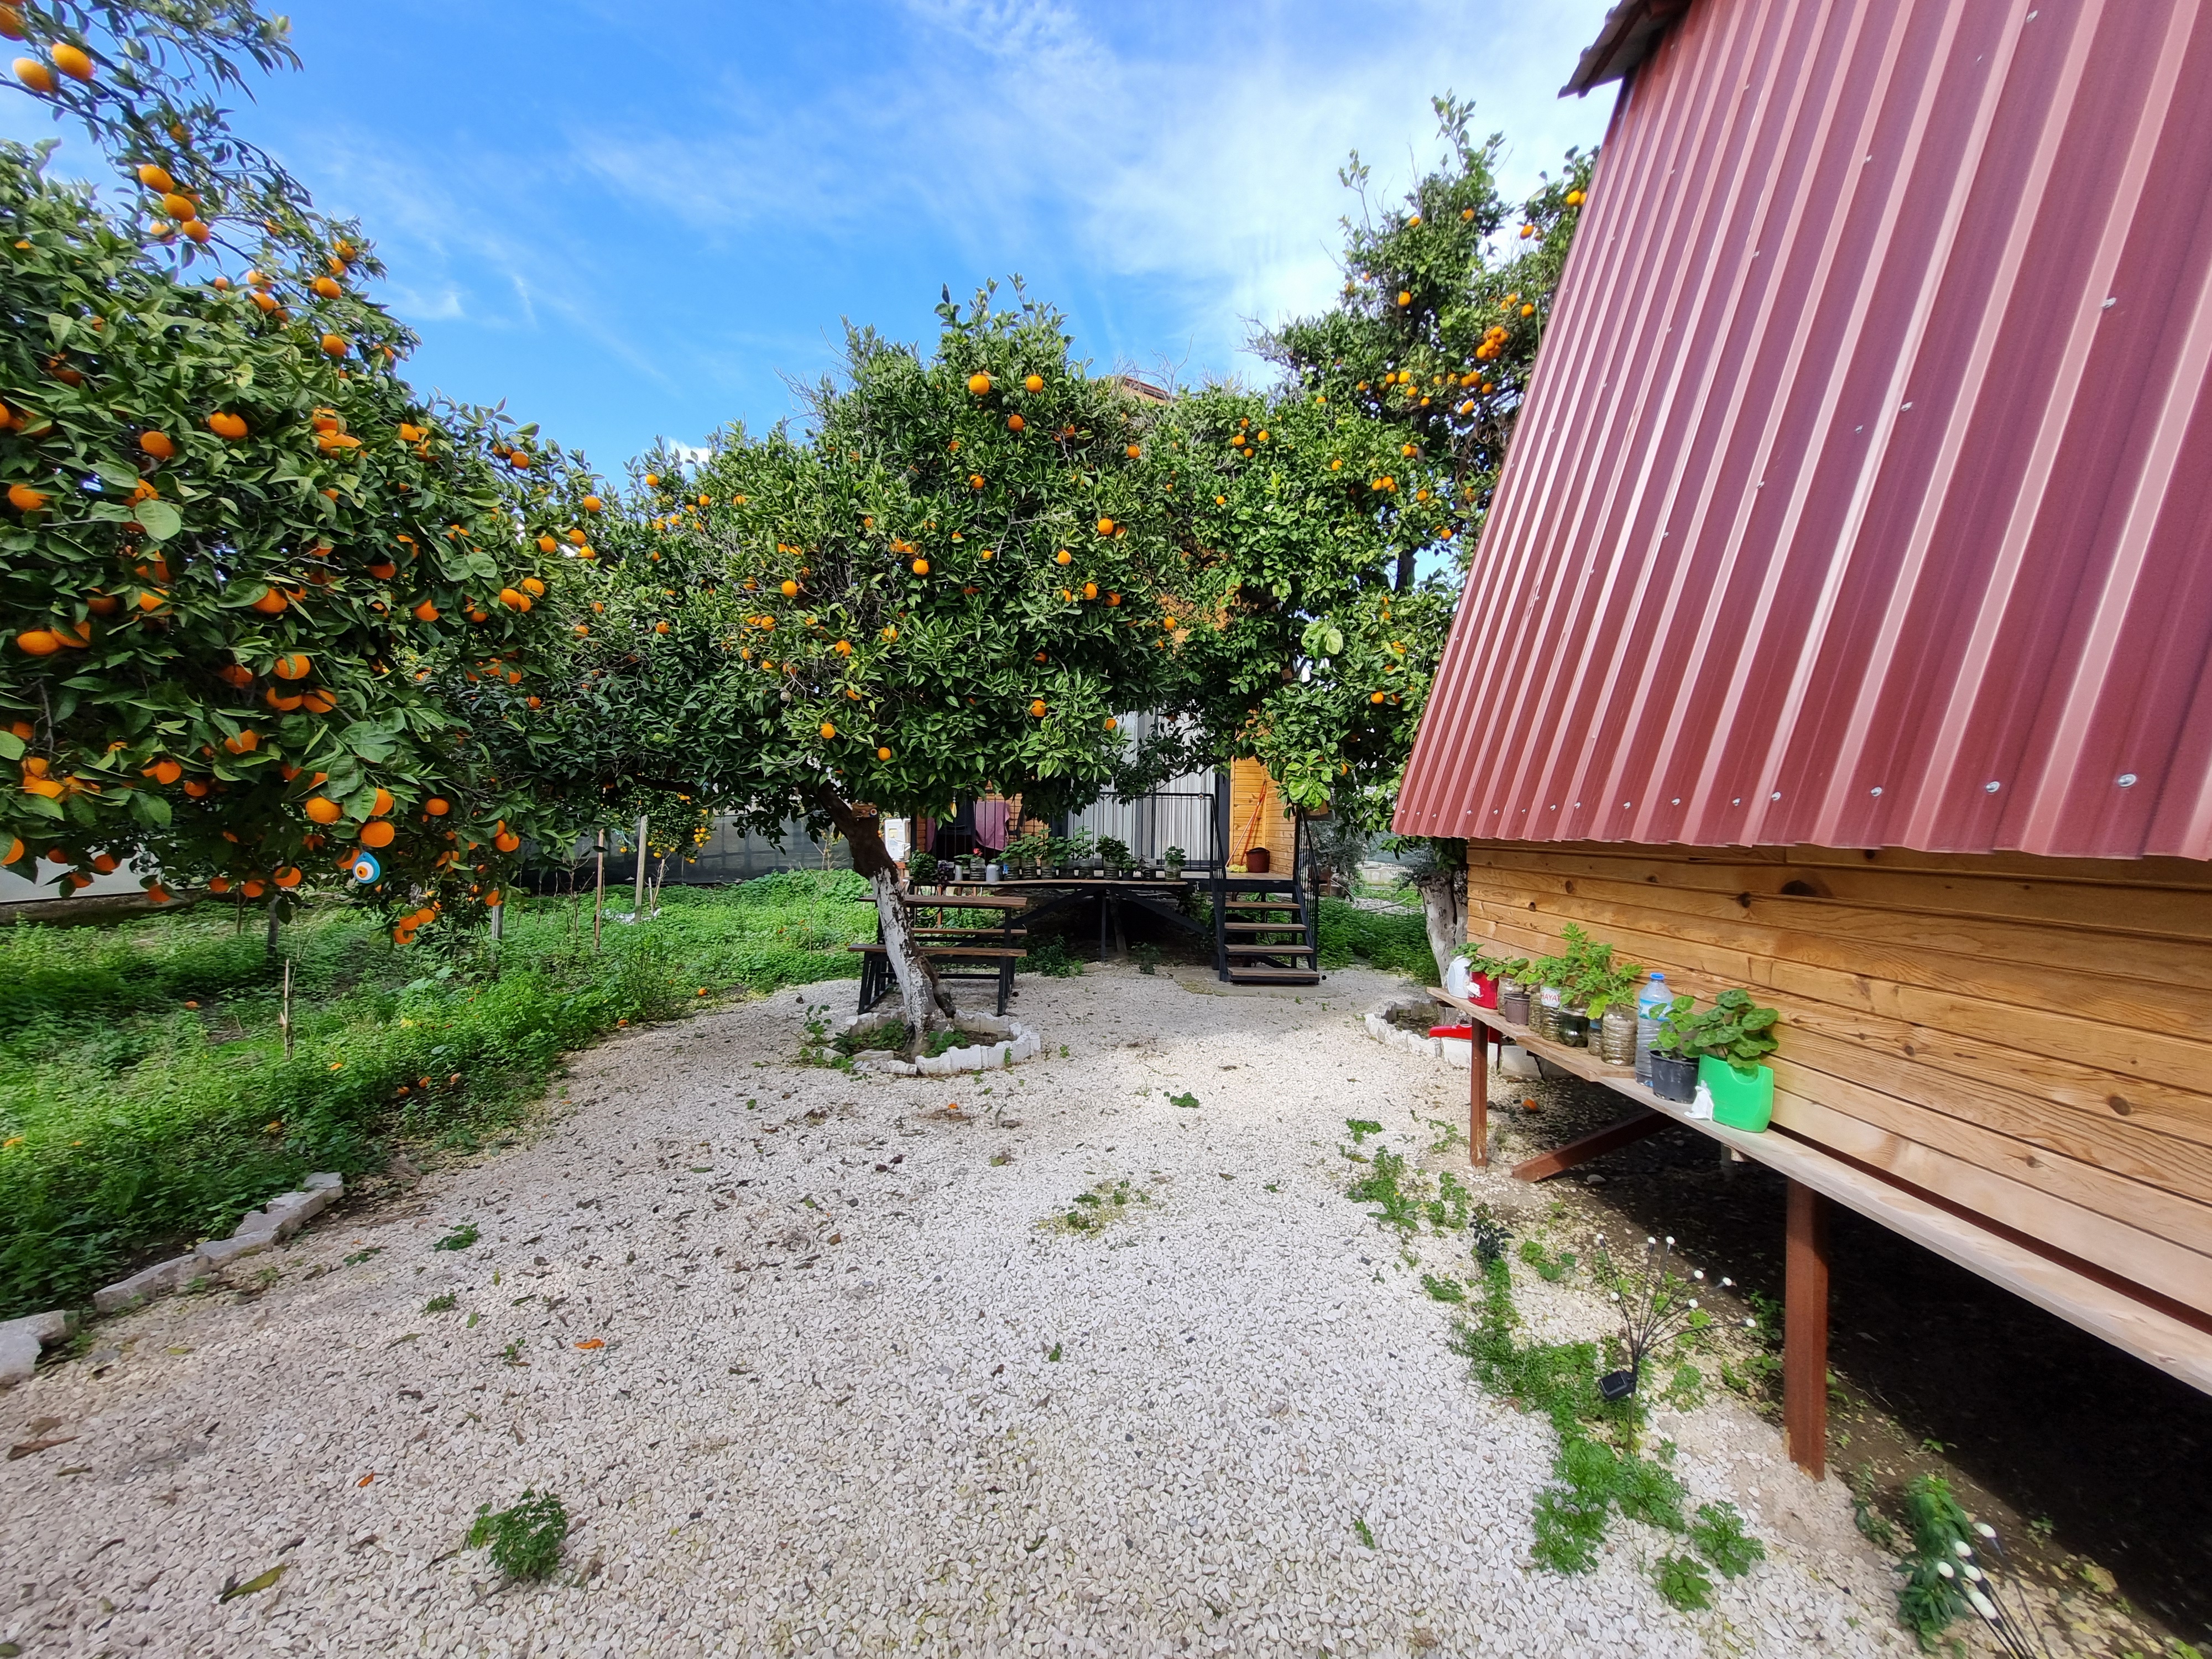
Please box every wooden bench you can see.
[848,943,1026,1017]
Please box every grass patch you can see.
[1043,1178,1151,1235]
[1313,898,1434,977]
[0,871,874,1317]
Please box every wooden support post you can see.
[1509,1108,1669,1181]
[1469,1021,1489,1167]
[1785,1179,1830,1480]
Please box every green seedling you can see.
[467,1489,569,1580]
[1353,1517,1376,1549]
[423,1292,457,1313]
[1169,1091,1199,1109]
[434,1223,479,1251]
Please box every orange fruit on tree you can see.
[1054,549,1072,565]
[412,599,439,622]
[654,620,670,634]
[145,758,183,785]
[1125,444,1141,459]
[536,533,557,554]
[358,819,395,849]
[520,576,546,597]
[1029,698,1047,717]
[13,56,54,92]
[264,687,303,712]
[1096,517,1115,536]
[966,371,993,395]
[50,42,91,81]
[582,495,603,513]
[819,721,836,740]
[1,837,20,865]
[425,797,451,816]
[135,163,174,192]
[311,275,342,299]
[780,579,799,597]
[1396,291,1411,307]
[304,795,342,824]
[159,191,195,220]
[273,653,310,680]
[1006,413,1025,432]
[498,587,527,609]
[1083,581,1098,599]
[1023,374,1044,393]
[249,587,287,614]
[877,746,892,760]
[138,430,175,460]
[274,867,302,888]
[241,879,265,899]
[911,557,928,576]
[493,830,520,852]
[216,663,253,688]
[207,411,248,440]
[8,483,49,512]
[319,333,347,357]
[371,787,394,816]
[14,628,60,655]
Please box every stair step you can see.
[1225,943,1315,958]
[1225,966,1323,984]
[1224,921,1310,933]
[1222,900,1301,912]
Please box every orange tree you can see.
[1237,95,1594,962]
[1260,95,1593,583]
[510,289,1184,1042]
[1,3,602,931]
[1145,384,1456,835]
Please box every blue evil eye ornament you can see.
[350,851,383,885]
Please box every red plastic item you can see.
[1468,973,1500,1009]
[1428,1024,1474,1040]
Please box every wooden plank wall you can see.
[1228,761,1297,870]
[1462,841,2212,1322]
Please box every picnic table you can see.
[848,889,1029,1016]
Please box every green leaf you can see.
[93,461,139,494]
[0,732,23,761]
[131,499,181,541]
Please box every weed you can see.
[466,1489,569,1580]
[1352,1517,1376,1549]
[434,1224,479,1252]
[1045,1178,1149,1235]
[1689,1501,1765,1578]
[924,1029,966,1060]
[1345,1149,1422,1231]
[1168,1091,1199,1109]
[342,1247,383,1266]
[1518,1238,1576,1282]
[1134,943,1161,975]
[422,1292,457,1314]
[1655,1551,1714,1611]
[1663,1361,1707,1411]
[1028,936,1083,978]
[1344,1118,1383,1144]
[1420,1274,1465,1303]
[499,1337,525,1366]
[1046,1343,1062,1362]
[1848,1465,1898,1551]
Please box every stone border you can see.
[1361,995,1547,1078]
[835,1011,1044,1076]
[0,1173,347,1386]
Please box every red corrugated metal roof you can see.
[1397,0,2212,862]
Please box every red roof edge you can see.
[1562,0,1694,96]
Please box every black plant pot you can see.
[1599,1368,1638,1402]
[1649,1051,1699,1103]
[1500,989,1531,1026]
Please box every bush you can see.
[0,872,874,1316]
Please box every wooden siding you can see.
[1463,841,2212,1322]
[1228,760,1297,870]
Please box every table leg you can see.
[1470,1020,1489,1167]
[1785,1181,1830,1479]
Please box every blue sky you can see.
[7,0,1618,483]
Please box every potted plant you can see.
[906,849,941,890]
[1164,845,1186,880]
[1650,990,1779,1126]
[1530,952,1568,1043]
[1495,957,1532,1026]
[1460,950,1501,1010]
[1098,836,1133,878]
[1583,958,1646,1067]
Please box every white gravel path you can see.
[1,965,1906,1657]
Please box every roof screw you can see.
[2103,297,2117,309]
[1870,786,1883,796]
[1770,791,1782,801]
[1623,802,1632,810]
[1732,798,1741,806]
[1671,798,1681,805]
[2117,773,2137,787]
[1985,780,2002,793]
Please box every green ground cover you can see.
[0,872,874,1318]
[1313,898,1435,978]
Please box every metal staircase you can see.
[1210,797,1322,985]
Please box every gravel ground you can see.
[1,965,1908,1658]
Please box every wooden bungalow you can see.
[1396,0,2212,1475]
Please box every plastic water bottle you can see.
[1635,972,1670,1086]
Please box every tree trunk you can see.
[1409,860,1468,984]
[815,788,954,1045]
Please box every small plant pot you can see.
[1165,864,1184,882]
[1649,1051,1699,1103]
[1557,1006,1589,1048]
[1598,1369,1637,1402]
[1699,1056,1775,1132]
[1244,846,1271,874]
[1500,987,1531,1026]
[1599,1006,1638,1066]
[1534,988,1562,1042]
[1468,973,1500,1010]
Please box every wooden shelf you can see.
[1429,988,2212,1394]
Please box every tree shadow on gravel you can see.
[1490,1073,2212,1655]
